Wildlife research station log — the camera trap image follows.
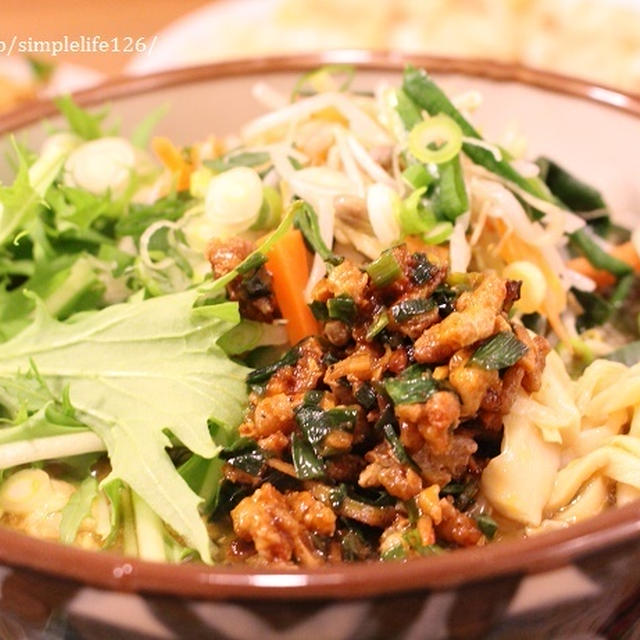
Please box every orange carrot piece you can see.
[266,229,319,345]
[151,136,192,191]
[567,241,640,289]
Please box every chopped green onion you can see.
[572,287,613,332]
[569,229,632,277]
[293,201,343,266]
[220,444,267,477]
[246,345,300,386]
[309,300,329,321]
[303,390,324,406]
[236,252,267,275]
[366,251,402,287]
[423,221,453,245]
[291,433,326,479]
[250,186,282,231]
[395,89,422,130]
[399,188,436,235]
[354,382,378,410]
[366,309,389,340]
[295,404,358,457]
[432,157,468,221]
[440,482,465,496]
[402,66,551,202]
[384,366,438,405]
[390,298,436,323]
[381,421,413,467]
[469,331,528,370]
[327,295,358,325]
[410,253,437,285]
[408,114,463,165]
[402,164,434,190]
[476,514,498,539]
[536,156,609,235]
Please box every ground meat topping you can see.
[217,245,550,565]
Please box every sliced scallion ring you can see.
[408,114,463,165]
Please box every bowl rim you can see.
[0,50,639,600]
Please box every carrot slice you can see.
[151,136,192,191]
[567,241,640,289]
[266,229,319,345]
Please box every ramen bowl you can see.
[0,53,639,640]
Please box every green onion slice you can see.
[469,331,528,370]
[366,251,403,288]
[408,114,463,165]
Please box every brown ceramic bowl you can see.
[0,53,639,639]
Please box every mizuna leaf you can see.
[0,290,249,562]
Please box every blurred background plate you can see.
[127,0,640,93]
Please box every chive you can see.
[327,295,358,325]
[329,484,347,510]
[440,482,465,496]
[309,300,329,321]
[291,433,325,479]
[381,544,407,561]
[384,366,438,405]
[382,422,413,467]
[405,498,419,524]
[469,331,528,370]
[569,229,632,277]
[354,382,377,410]
[402,66,550,202]
[366,251,402,287]
[476,514,498,539]
[610,273,635,308]
[402,164,434,190]
[366,310,389,340]
[399,188,436,235]
[293,201,343,266]
[303,390,324,406]
[432,156,468,221]
[604,341,640,366]
[395,89,422,130]
[295,404,358,455]
[220,444,267,476]
[390,298,436,323]
[572,287,613,332]
[410,253,437,285]
[246,345,300,385]
[536,156,609,235]
[340,527,373,561]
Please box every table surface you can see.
[0,0,209,75]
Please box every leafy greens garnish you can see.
[0,290,249,563]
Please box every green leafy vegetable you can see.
[0,291,249,563]
[476,514,498,539]
[384,366,438,405]
[131,104,169,149]
[291,433,325,479]
[390,298,436,323]
[366,251,402,287]
[205,151,270,173]
[54,95,107,140]
[293,201,343,266]
[469,331,528,370]
[536,157,609,235]
[402,66,550,201]
[59,476,98,545]
[327,295,358,325]
[432,156,468,221]
[569,229,632,277]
